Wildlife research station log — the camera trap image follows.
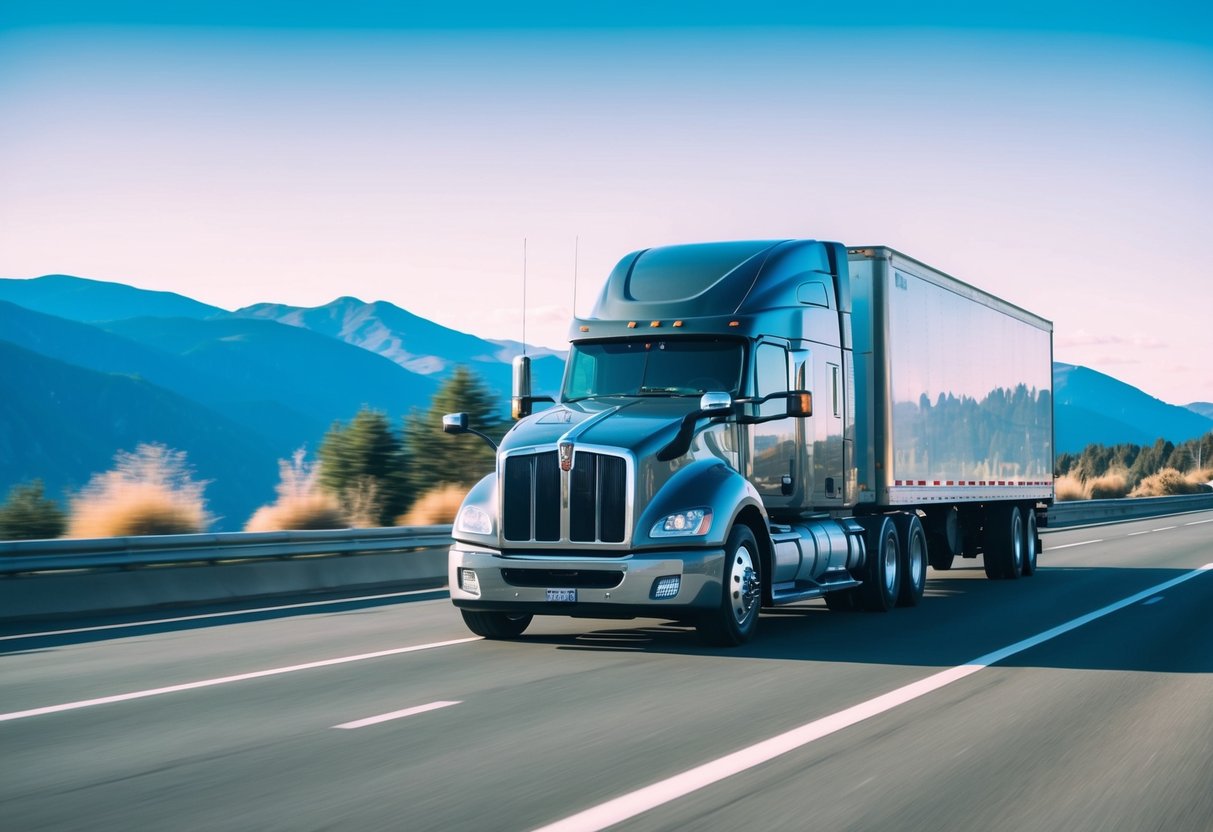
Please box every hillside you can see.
[1054,363,1213,453]
[99,315,440,442]
[233,297,566,399]
[1186,402,1213,420]
[0,340,278,530]
[0,274,224,322]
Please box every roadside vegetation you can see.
[244,449,346,532]
[245,366,500,531]
[66,444,212,537]
[0,481,67,540]
[1054,433,1213,499]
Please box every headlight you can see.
[650,508,712,537]
[455,505,493,536]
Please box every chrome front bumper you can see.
[449,545,727,618]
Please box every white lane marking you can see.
[1047,539,1103,550]
[531,562,1213,832]
[1185,519,1213,526]
[1152,526,1177,532]
[0,588,447,643]
[1127,531,1151,537]
[1143,596,1164,606]
[334,700,461,729]
[0,637,479,723]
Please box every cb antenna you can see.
[572,235,579,320]
[522,237,527,357]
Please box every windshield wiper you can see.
[637,387,700,396]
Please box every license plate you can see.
[546,588,577,602]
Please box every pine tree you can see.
[404,366,502,498]
[317,409,410,526]
[0,480,66,540]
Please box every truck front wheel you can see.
[460,610,533,639]
[697,525,762,646]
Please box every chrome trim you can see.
[497,442,636,550]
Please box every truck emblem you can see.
[558,441,574,471]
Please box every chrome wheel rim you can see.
[728,544,760,626]
[909,529,925,589]
[883,532,899,592]
[1011,513,1024,570]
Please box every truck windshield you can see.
[563,339,745,401]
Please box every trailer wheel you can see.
[697,525,761,646]
[460,610,533,639]
[927,533,955,571]
[927,506,960,570]
[1021,507,1039,577]
[893,513,928,607]
[855,516,900,612]
[983,505,1024,580]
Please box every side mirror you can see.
[442,412,497,450]
[657,396,734,462]
[442,412,469,434]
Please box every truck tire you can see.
[927,506,960,570]
[855,516,900,612]
[460,610,533,639]
[982,504,1024,580]
[928,532,955,571]
[697,525,762,646]
[1021,506,1039,577]
[893,513,927,607]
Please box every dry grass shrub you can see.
[1186,468,1213,486]
[398,483,467,526]
[68,444,211,537]
[341,476,384,528]
[1054,474,1087,501]
[245,450,347,532]
[1130,468,1212,497]
[1086,468,1130,500]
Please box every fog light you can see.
[460,568,480,596]
[651,575,681,600]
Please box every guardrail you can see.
[1046,492,1213,528]
[0,525,454,575]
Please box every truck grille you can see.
[502,451,627,544]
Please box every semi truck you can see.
[444,240,1053,645]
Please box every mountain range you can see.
[1,274,1210,529]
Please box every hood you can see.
[501,397,701,458]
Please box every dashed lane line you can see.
[334,701,462,729]
[1047,539,1103,550]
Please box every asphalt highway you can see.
[2,510,1211,832]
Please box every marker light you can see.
[651,508,712,537]
[456,505,493,536]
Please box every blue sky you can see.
[2,2,1211,404]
